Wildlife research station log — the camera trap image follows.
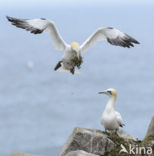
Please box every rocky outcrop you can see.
[10,117,154,156]
[145,116,154,138]
[65,150,99,156]
[141,116,154,153]
[60,117,154,156]
[11,152,37,156]
[59,127,115,156]
[117,129,136,141]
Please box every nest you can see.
[71,56,83,69]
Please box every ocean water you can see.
[0,5,154,156]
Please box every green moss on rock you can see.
[142,134,154,144]
[142,133,154,153]
[105,134,154,156]
[105,135,135,156]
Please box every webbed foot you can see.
[70,68,75,75]
[54,61,62,71]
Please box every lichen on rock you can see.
[59,127,115,156]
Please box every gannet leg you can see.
[113,129,119,136]
[54,61,62,71]
[108,129,118,136]
[70,67,75,75]
[104,129,110,135]
[105,128,107,133]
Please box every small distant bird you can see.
[27,60,34,69]
[98,88,124,134]
[7,16,140,74]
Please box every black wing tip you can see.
[31,29,44,34]
[120,124,125,127]
[107,34,140,48]
[40,18,46,20]
[107,27,114,29]
[6,16,13,22]
[129,38,140,45]
[6,16,22,25]
[107,38,134,48]
[6,15,10,19]
[134,40,140,44]
[6,16,44,34]
[125,33,140,44]
[6,16,21,23]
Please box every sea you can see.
[0,4,154,156]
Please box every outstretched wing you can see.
[115,111,125,127]
[6,16,68,51]
[80,27,140,53]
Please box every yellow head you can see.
[71,42,80,52]
[98,88,117,98]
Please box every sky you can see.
[1,0,154,9]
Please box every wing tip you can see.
[6,16,44,34]
[6,16,13,22]
[31,29,44,34]
[40,18,46,20]
[134,40,140,44]
[107,35,140,48]
[6,16,22,25]
[125,33,140,44]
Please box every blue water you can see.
[0,5,154,156]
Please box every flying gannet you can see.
[7,16,140,74]
[98,88,124,134]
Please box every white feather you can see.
[80,27,139,52]
[7,17,68,51]
[27,19,68,51]
[115,111,124,126]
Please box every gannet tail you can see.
[57,67,81,74]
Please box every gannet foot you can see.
[54,61,62,71]
[70,68,75,75]
[104,129,110,136]
[111,130,119,136]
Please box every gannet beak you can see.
[98,91,106,94]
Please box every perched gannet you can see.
[98,88,124,134]
[7,16,140,74]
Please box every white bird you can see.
[7,16,140,74]
[98,88,124,134]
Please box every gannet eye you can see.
[107,90,112,95]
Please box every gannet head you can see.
[98,88,117,98]
[71,42,80,52]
